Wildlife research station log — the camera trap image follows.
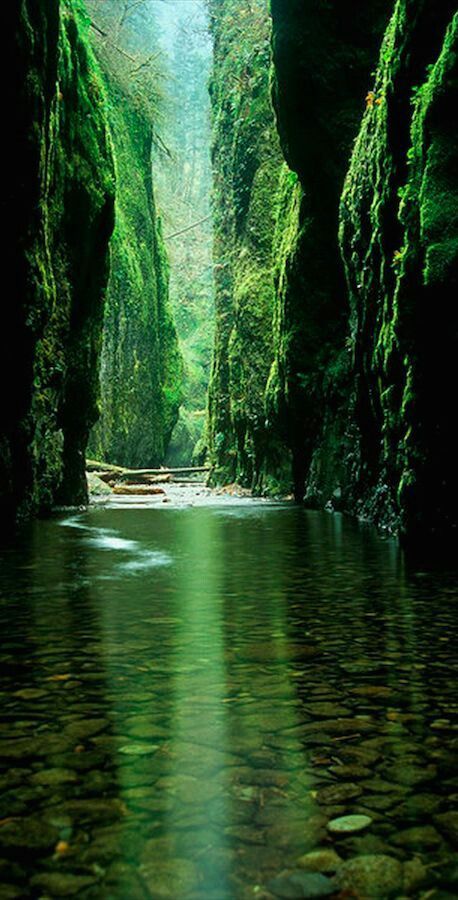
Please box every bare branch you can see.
[90,21,138,63]
[165,215,212,240]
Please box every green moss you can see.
[264,0,391,500]
[206,0,285,491]
[208,0,390,501]
[340,1,458,542]
[88,74,183,468]
[395,12,458,542]
[1,0,115,519]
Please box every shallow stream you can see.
[0,493,457,898]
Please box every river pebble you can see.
[266,870,335,898]
[327,814,372,835]
[334,854,404,896]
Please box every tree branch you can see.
[90,21,138,63]
[164,215,212,240]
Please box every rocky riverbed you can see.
[0,501,457,898]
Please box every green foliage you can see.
[84,0,165,131]
[154,2,215,465]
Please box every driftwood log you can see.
[87,461,210,488]
[112,485,166,496]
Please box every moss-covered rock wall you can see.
[269,0,458,542]
[206,0,285,490]
[209,0,458,543]
[340,2,458,544]
[267,0,391,501]
[208,0,390,499]
[89,79,182,468]
[2,0,115,521]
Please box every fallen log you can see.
[121,474,171,486]
[116,467,210,480]
[86,459,124,474]
[112,485,166,496]
[86,461,210,486]
[94,472,120,485]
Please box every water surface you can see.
[0,497,457,898]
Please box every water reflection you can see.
[0,503,457,898]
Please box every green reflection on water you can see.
[0,503,457,898]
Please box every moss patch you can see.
[2,0,115,519]
[340,2,458,542]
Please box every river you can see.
[0,490,457,898]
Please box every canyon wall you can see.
[2,0,183,522]
[208,0,458,544]
[2,0,115,520]
[206,0,285,491]
[207,0,389,497]
[89,76,182,468]
[266,0,391,501]
[340,1,458,544]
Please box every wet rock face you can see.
[270,0,390,190]
[340,1,458,545]
[88,78,182,470]
[206,0,286,493]
[266,0,458,545]
[1,0,114,521]
[207,0,391,500]
[266,0,391,501]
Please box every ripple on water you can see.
[85,534,140,551]
[118,551,172,572]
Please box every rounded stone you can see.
[327,814,373,835]
[434,811,458,847]
[118,742,159,756]
[334,855,403,897]
[296,849,342,873]
[266,870,335,898]
[30,873,96,896]
[139,858,200,898]
[0,818,58,852]
[29,767,77,787]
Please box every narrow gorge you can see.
[3,0,457,547]
[1,6,458,894]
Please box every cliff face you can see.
[340,2,458,543]
[267,0,391,500]
[2,0,115,520]
[269,0,458,542]
[208,0,458,543]
[2,0,182,522]
[89,82,182,468]
[206,0,285,490]
[207,0,390,498]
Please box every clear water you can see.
[0,498,457,898]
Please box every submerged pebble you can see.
[327,814,373,835]
[266,870,335,898]
[30,873,96,896]
[334,854,404,897]
[295,849,342,873]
